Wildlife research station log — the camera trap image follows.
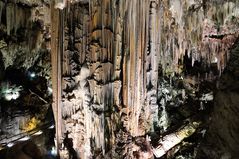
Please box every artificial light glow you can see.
[47,87,53,94]
[50,146,57,156]
[19,136,30,141]
[212,57,218,63]
[200,92,213,102]
[12,91,20,100]
[33,130,43,136]
[4,89,20,101]
[23,117,40,132]
[7,143,14,147]
[30,72,36,78]
[4,94,13,101]
[48,125,55,129]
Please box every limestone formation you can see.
[0,0,239,159]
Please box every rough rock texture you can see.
[0,1,54,156]
[0,0,52,134]
[60,1,160,158]
[160,0,239,76]
[198,40,239,159]
[1,0,239,159]
[49,0,238,158]
[0,0,51,72]
[57,0,239,158]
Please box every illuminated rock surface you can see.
[0,0,239,159]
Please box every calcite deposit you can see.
[0,0,239,159]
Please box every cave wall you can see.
[58,0,239,158]
[0,0,53,154]
[198,40,239,159]
[60,1,158,158]
[0,0,239,159]
[159,0,239,76]
[0,0,51,70]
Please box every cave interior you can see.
[0,0,239,159]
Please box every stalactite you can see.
[1,0,239,158]
[6,3,14,35]
[57,0,239,158]
[147,0,160,131]
[50,0,64,154]
[4,2,32,36]
[159,0,239,77]
[0,1,4,25]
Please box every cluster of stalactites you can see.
[57,0,239,158]
[159,0,239,77]
[0,2,30,35]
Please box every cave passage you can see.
[0,0,239,159]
